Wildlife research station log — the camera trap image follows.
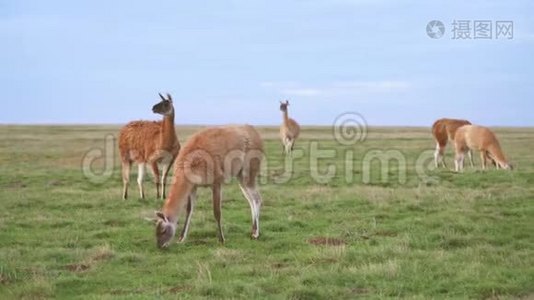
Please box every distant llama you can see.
[454,125,512,172]
[432,118,474,168]
[279,100,300,156]
[155,125,264,248]
[119,93,180,199]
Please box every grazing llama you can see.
[119,93,180,200]
[154,125,264,248]
[432,118,474,168]
[279,100,300,156]
[454,125,512,172]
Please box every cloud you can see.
[331,80,411,91]
[262,80,411,97]
[281,88,322,96]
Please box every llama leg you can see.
[178,188,196,243]
[149,162,161,198]
[289,140,296,157]
[493,155,500,169]
[238,180,260,239]
[240,182,262,239]
[121,160,131,200]
[137,163,145,199]
[285,137,293,157]
[455,152,465,172]
[480,151,487,170]
[433,143,440,168]
[468,150,475,168]
[212,183,224,244]
[249,187,262,239]
[434,142,447,168]
[440,146,447,168]
[488,152,498,169]
[160,159,173,199]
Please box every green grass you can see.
[0,125,533,299]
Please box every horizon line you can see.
[1,123,534,128]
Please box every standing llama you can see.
[279,100,300,156]
[454,125,512,172]
[432,118,474,168]
[119,93,180,200]
[154,125,264,249]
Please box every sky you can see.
[1,0,533,126]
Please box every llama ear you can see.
[143,217,158,224]
[155,211,168,222]
[285,100,289,105]
[166,93,173,102]
[158,93,166,101]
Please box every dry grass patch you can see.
[212,248,243,261]
[308,236,346,246]
[360,259,399,279]
[65,244,114,273]
[168,285,193,294]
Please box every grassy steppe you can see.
[0,125,533,299]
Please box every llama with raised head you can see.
[154,125,264,248]
[279,100,300,156]
[119,93,180,200]
[432,118,474,168]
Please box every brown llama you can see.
[432,118,474,168]
[155,125,264,248]
[118,93,180,200]
[279,100,300,156]
[454,125,512,172]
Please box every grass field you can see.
[0,125,533,299]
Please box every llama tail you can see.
[431,119,443,136]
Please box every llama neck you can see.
[161,111,177,148]
[162,172,193,219]
[487,143,508,168]
[282,110,290,125]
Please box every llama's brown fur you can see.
[119,93,180,200]
[155,125,264,248]
[279,100,300,156]
[432,118,473,168]
[454,125,511,171]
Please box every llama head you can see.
[501,162,514,170]
[155,211,176,248]
[152,93,174,116]
[279,100,289,112]
[488,152,513,171]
